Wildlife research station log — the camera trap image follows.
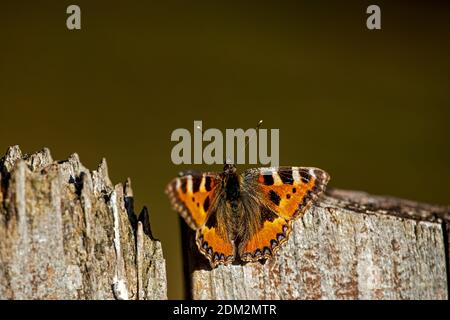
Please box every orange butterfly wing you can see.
[196,212,235,268]
[165,172,234,267]
[239,167,330,262]
[166,172,219,229]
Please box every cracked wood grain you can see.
[0,146,167,300]
[185,188,450,300]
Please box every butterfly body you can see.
[166,164,330,268]
[223,167,241,213]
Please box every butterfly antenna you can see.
[197,120,263,165]
[196,124,203,134]
[244,120,263,150]
[226,120,263,165]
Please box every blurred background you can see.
[1,0,449,299]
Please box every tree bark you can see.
[184,188,450,300]
[0,146,167,300]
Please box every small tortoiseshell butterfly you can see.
[166,164,330,268]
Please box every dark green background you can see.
[1,1,449,299]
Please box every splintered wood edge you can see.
[0,145,167,300]
[326,188,450,224]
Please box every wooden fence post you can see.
[0,146,167,299]
[184,187,449,299]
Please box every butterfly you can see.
[165,164,330,268]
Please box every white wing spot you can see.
[292,167,300,184]
[187,175,193,193]
[200,174,206,192]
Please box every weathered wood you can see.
[0,146,167,300]
[185,189,449,300]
